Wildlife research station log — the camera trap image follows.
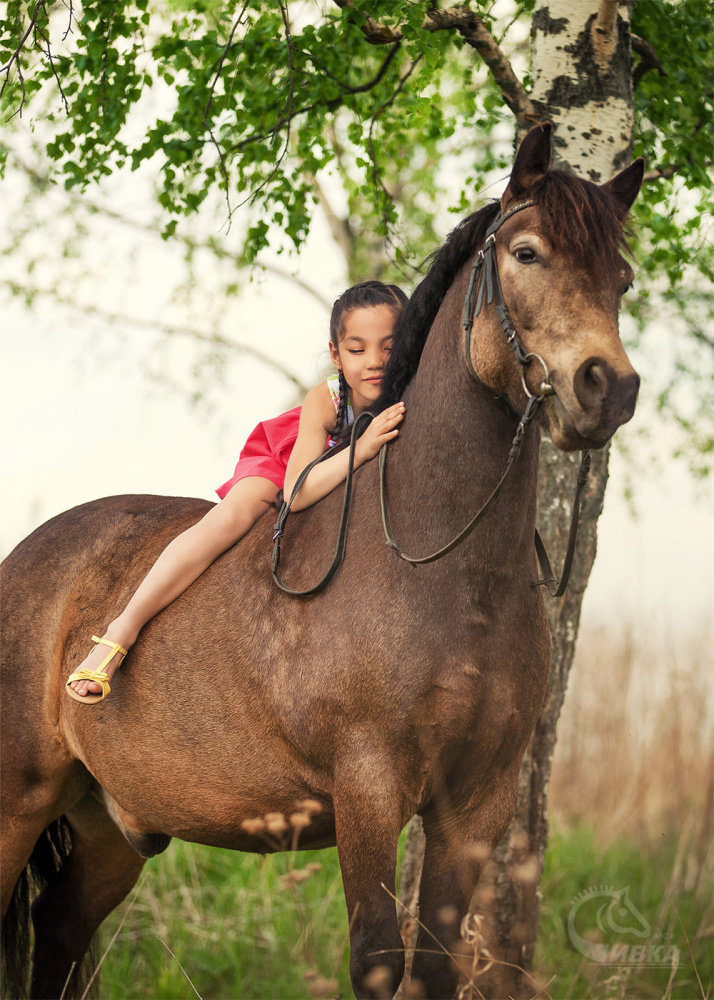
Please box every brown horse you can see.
[1,124,643,1000]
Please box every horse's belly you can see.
[98,783,338,855]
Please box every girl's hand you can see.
[357,402,405,463]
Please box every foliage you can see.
[1,0,712,469]
[0,0,518,270]
[627,0,714,476]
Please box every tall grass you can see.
[550,620,714,843]
[97,826,712,1000]
[537,824,712,1000]
[100,845,351,999]
[542,620,713,1000]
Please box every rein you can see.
[272,412,373,596]
[273,201,590,599]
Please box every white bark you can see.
[530,0,633,180]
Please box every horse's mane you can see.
[376,168,631,408]
[376,201,500,410]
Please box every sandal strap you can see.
[91,635,128,656]
[90,634,128,675]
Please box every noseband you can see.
[273,200,590,598]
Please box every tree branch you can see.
[366,56,425,277]
[8,152,334,313]
[0,280,310,394]
[202,5,249,129]
[33,13,69,116]
[331,0,401,44]
[313,175,355,263]
[594,0,619,34]
[590,0,620,72]
[222,0,299,222]
[642,162,713,183]
[61,0,75,43]
[332,1,534,124]
[226,40,401,156]
[631,32,666,88]
[425,7,534,123]
[1,0,70,119]
[202,4,248,213]
[0,1,44,118]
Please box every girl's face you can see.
[329,304,396,415]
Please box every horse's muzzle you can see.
[571,357,640,442]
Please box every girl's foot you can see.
[66,635,129,703]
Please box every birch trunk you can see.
[398,3,636,996]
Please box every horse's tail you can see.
[1,819,99,1000]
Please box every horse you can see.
[0,123,643,1000]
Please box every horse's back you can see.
[3,493,212,572]
[2,493,213,639]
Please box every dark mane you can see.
[376,168,631,409]
[376,200,500,409]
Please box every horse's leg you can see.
[30,794,145,1000]
[333,767,406,999]
[1,811,66,1000]
[409,780,518,999]
[1,814,54,918]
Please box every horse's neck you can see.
[386,303,540,561]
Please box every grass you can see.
[536,824,712,1000]
[94,821,712,1000]
[99,844,351,999]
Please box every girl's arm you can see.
[284,384,405,512]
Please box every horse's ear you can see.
[505,122,553,200]
[602,158,645,218]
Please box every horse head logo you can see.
[567,885,651,962]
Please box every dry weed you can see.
[551,621,713,841]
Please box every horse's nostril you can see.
[574,357,612,409]
[584,364,604,392]
[572,358,639,434]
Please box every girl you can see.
[66,280,408,703]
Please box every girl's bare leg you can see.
[69,477,278,698]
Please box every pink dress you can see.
[216,375,350,499]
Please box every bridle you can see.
[462,200,554,405]
[273,200,591,598]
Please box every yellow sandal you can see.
[65,635,128,705]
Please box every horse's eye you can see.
[514,247,537,264]
[620,268,634,294]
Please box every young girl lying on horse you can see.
[66,280,407,703]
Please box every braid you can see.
[333,370,350,443]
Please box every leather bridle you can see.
[273,200,591,598]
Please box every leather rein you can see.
[273,200,590,598]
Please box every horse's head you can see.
[471,123,644,450]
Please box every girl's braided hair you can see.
[329,280,408,442]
